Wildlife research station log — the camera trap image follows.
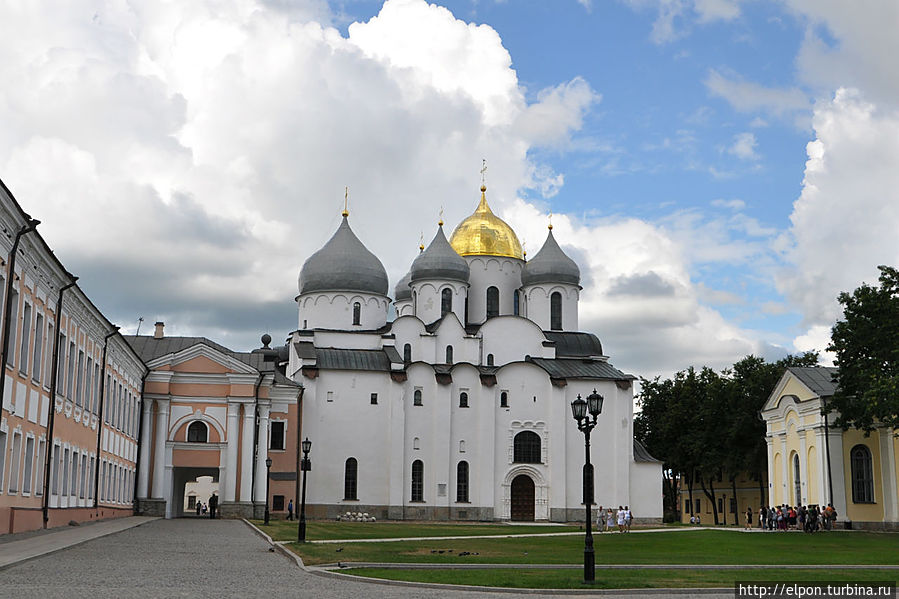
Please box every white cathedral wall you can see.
[479,316,548,366]
[629,461,664,519]
[410,280,467,324]
[297,292,389,331]
[522,284,579,332]
[313,330,383,351]
[465,257,523,324]
[394,299,413,317]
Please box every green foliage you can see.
[828,265,899,432]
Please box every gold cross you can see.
[480,159,487,186]
[342,187,349,217]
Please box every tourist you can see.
[606,508,615,532]
[287,499,294,521]
[745,507,752,530]
[617,506,626,533]
[624,506,632,532]
[759,506,766,529]
[209,493,218,519]
[597,506,604,532]
[195,501,201,516]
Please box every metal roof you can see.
[411,224,470,283]
[298,215,389,296]
[788,366,839,398]
[633,439,661,463]
[527,357,632,381]
[521,228,580,286]
[315,348,393,372]
[542,331,604,357]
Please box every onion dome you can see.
[299,215,388,295]
[449,185,523,260]
[394,269,413,301]
[521,226,580,286]
[411,224,470,283]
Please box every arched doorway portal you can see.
[172,467,220,518]
[510,474,535,521]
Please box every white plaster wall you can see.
[298,292,389,330]
[465,257,523,324]
[479,317,546,365]
[629,461,663,519]
[522,284,579,332]
[410,280,467,325]
[394,299,413,317]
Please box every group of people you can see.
[596,505,633,533]
[194,493,219,518]
[750,504,838,532]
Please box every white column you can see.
[779,435,788,505]
[799,430,808,504]
[766,436,775,507]
[137,399,153,498]
[239,404,255,502]
[151,399,169,498]
[254,403,271,503]
[224,402,240,502]
[879,430,898,522]
[815,428,829,506]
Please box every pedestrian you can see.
[624,506,632,532]
[195,500,201,516]
[209,493,218,519]
[596,505,604,532]
[287,499,294,521]
[745,506,752,530]
[616,506,626,533]
[606,508,614,533]
[759,506,765,529]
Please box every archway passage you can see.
[173,467,220,518]
[510,474,535,521]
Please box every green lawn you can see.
[344,567,899,590]
[287,530,899,567]
[250,519,578,542]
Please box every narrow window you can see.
[80,454,87,498]
[792,453,802,505]
[0,432,6,489]
[413,437,420,450]
[513,431,541,463]
[695,499,701,514]
[459,392,468,408]
[76,350,85,407]
[445,345,453,364]
[850,445,874,503]
[441,288,452,316]
[411,460,424,502]
[513,290,520,316]
[487,353,494,366]
[6,288,18,366]
[57,333,67,392]
[717,497,723,514]
[370,393,378,405]
[403,343,411,364]
[500,391,508,408]
[456,461,469,503]
[486,286,499,318]
[32,313,44,382]
[45,323,54,388]
[459,440,465,453]
[272,495,285,510]
[270,421,286,450]
[9,433,22,493]
[84,357,93,413]
[23,437,35,494]
[187,421,207,443]
[550,292,562,330]
[413,389,422,406]
[353,302,361,325]
[19,302,31,373]
[88,457,95,499]
[344,457,358,500]
[35,439,45,496]
[66,341,75,399]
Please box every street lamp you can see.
[571,389,603,584]
[298,438,312,543]
[264,456,273,525]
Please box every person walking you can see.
[745,507,752,530]
[287,499,294,521]
[624,506,633,532]
[606,508,615,533]
[195,500,201,516]
[209,493,218,519]
[596,506,604,532]
[616,506,626,533]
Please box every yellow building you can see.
[762,366,899,530]
[677,471,767,525]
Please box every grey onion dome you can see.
[521,228,580,286]
[411,225,470,283]
[298,215,389,295]
[394,269,413,301]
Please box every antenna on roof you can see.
[136,316,144,336]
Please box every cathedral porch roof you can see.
[526,357,634,382]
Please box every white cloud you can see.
[622,0,742,44]
[705,69,809,120]
[727,132,759,161]
[693,0,741,23]
[711,198,745,210]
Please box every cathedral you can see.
[290,183,662,522]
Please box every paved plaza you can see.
[0,518,730,598]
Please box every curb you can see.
[241,519,307,571]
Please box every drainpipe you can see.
[41,276,78,528]
[93,326,120,509]
[0,216,40,415]
[131,371,148,514]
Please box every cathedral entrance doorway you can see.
[510,474,535,521]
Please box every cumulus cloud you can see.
[727,132,759,161]
[705,69,809,121]
[622,0,742,44]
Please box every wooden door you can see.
[510,475,535,521]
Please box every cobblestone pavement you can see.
[0,518,730,598]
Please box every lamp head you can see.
[302,438,312,453]
[265,457,272,468]
[570,395,587,421]
[587,389,603,417]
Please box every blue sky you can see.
[1,0,897,378]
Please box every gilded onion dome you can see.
[521,226,580,286]
[449,186,523,260]
[299,215,388,295]
[412,224,470,283]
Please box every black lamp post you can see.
[298,437,312,543]
[264,456,273,525]
[571,389,603,584]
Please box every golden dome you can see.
[449,186,523,260]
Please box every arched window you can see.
[459,392,468,408]
[456,461,469,502]
[413,436,420,450]
[353,302,361,325]
[459,440,466,453]
[500,391,509,408]
[187,421,207,443]
[411,460,424,502]
[513,290,520,316]
[344,457,358,500]
[403,343,412,364]
[445,345,453,364]
[850,445,874,503]
[550,292,562,330]
[413,389,422,406]
[441,288,452,316]
[486,286,499,318]
[513,431,541,463]
[487,353,494,366]
[792,453,802,505]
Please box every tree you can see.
[828,265,899,432]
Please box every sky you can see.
[1,0,897,382]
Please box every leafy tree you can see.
[828,265,899,432]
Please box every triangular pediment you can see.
[146,343,258,375]
[762,369,819,413]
